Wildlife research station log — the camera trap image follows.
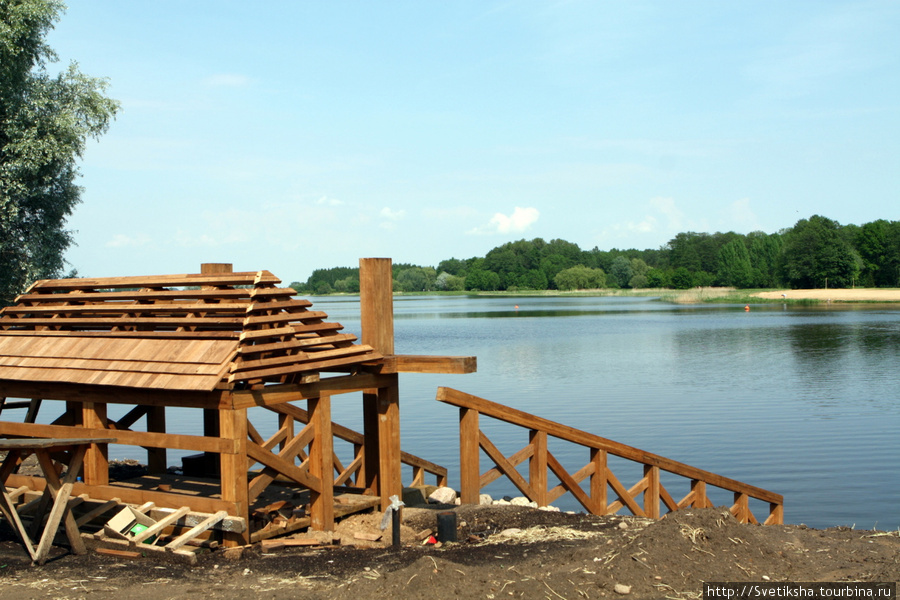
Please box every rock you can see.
[614,583,632,595]
[403,485,438,507]
[510,497,537,508]
[428,486,457,505]
[492,498,511,506]
[479,494,493,505]
[222,546,244,561]
[618,521,629,530]
[538,505,560,512]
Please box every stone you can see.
[223,546,244,561]
[614,584,632,595]
[510,497,538,508]
[538,505,560,512]
[428,486,457,505]
[403,485,438,507]
[618,521,629,530]
[479,494,493,505]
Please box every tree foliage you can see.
[295,216,900,294]
[1,0,120,305]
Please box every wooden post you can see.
[690,479,708,508]
[359,258,394,356]
[590,448,607,515]
[459,407,480,504]
[529,430,548,507]
[202,263,231,474]
[219,407,249,546]
[308,395,334,530]
[146,406,166,474]
[359,258,402,509]
[82,402,108,485]
[643,465,660,519]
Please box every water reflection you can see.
[277,296,900,528]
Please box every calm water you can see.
[111,295,900,530]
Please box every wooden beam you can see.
[227,372,395,409]
[459,407,480,504]
[359,258,394,355]
[378,355,477,374]
[219,408,249,545]
[308,395,334,531]
[82,403,109,486]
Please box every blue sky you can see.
[46,1,899,283]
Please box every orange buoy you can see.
[744,305,750,311]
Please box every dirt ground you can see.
[753,288,900,302]
[1,506,898,600]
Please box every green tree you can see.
[553,265,605,291]
[671,267,694,289]
[1,0,120,305]
[781,216,862,289]
[716,238,753,288]
[608,256,634,288]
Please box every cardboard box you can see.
[104,506,157,543]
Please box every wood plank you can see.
[246,440,322,491]
[30,271,280,291]
[165,510,228,550]
[359,259,394,355]
[229,351,381,383]
[226,372,395,408]
[308,395,334,531]
[246,299,312,312]
[236,334,357,356]
[379,355,477,374]
[130,506,191,544]
[0,421,234,453]
[14,288,291,303]
[243,311,328,327]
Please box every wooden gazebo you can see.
[0,258,475,547]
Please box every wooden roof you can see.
[0,269,381,392]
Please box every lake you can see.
[314,294,900,530]
[106,294,899,530]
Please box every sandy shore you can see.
[753,288,900,302]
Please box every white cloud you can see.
[105,233,151,248]
[317,196,344,206]
[202,73,252,87]
[471,206,540,235]
[380,207,406,220]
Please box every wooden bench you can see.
[0,437,116,564]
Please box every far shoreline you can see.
[306,287,900,304]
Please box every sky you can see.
[45,1,900,283]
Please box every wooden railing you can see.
[436,387,783,525]
[257,402,448,490]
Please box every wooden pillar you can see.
[690,479,708,508]
[146,406,167,474]
[308,395,334,530]
[529,430,548,507]
[459,407,480,504]
[590,448,607,515]
[219,407,249,546]
[82,402,108,485]
[202,263,231,474]
[643,465,660,519]
[359,258,402,508]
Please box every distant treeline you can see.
[291,215,900,294]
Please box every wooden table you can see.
[0,437,116,564]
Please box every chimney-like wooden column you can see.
[359,258,401,508]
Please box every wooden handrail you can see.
[265,403,447,487]
[437,387,783,525]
